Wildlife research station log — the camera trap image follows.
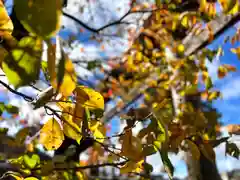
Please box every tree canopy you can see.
[0,0,239,179]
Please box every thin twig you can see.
[0,80,34,102]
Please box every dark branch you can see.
[0,80,34,102]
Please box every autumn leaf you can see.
[218,64,236,79]
[218,0,239,15]
[61,105,82,142]
[120,128,143,161]
[74,86,104,110]
[51,54,77,97]
[0,1,13,34]
[2,36,42,88]
[40,118,64,150]
[14,0,62,38]
[231,46,240,59]
[89,120,105,143]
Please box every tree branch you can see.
[0,80,33,102]
[102,12,240,122]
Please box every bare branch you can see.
[0,80,33,102]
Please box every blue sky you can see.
[0,0,239,178]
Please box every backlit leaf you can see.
[231,46,240,59]
[14,0,62,38]
[0,1,13,34]
[51,54,77,97]
[40,118,64,150]
[2,36,42,88]
[75,86,104,110]
[23,154,40,169]
[61,106,82,142]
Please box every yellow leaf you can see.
[51,57,77,97]
[219,0,238,14]
[143,36,154,49]
[14,0,62,38]
[40,118,64,150]
[9,174,23,180]
[208,91,221,101]
[217,66,227,79]
[0,1,13,34]
[61,106,82,142]
[185,139,200,160]
[74,86,104,110]
[89,120,105,143]
[120,129,143,161]
[231,46,240,59]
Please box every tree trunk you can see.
[185,152,222,180]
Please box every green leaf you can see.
[205,76,213,90]
[160,151,174,180]
[23,154,40,169]
[226,142,239,159]
[87,60,101,70]
[2,37,42,88]
[0,102,5,116]
[14,0,62,38]
[5,104,19,114]
[180,85,198,96]
[40,118,65,150]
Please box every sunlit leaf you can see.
[51,54,77,97]
[0,1,13,34]
[40,118,64,150]
[231,46,240,59]
[61,106,82,142]
[23,154,40,169]
[14,0,62,38]
[89,120,105,143]
[2,36,42,88]
[74,86,104,110]
[218,0,239,15]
